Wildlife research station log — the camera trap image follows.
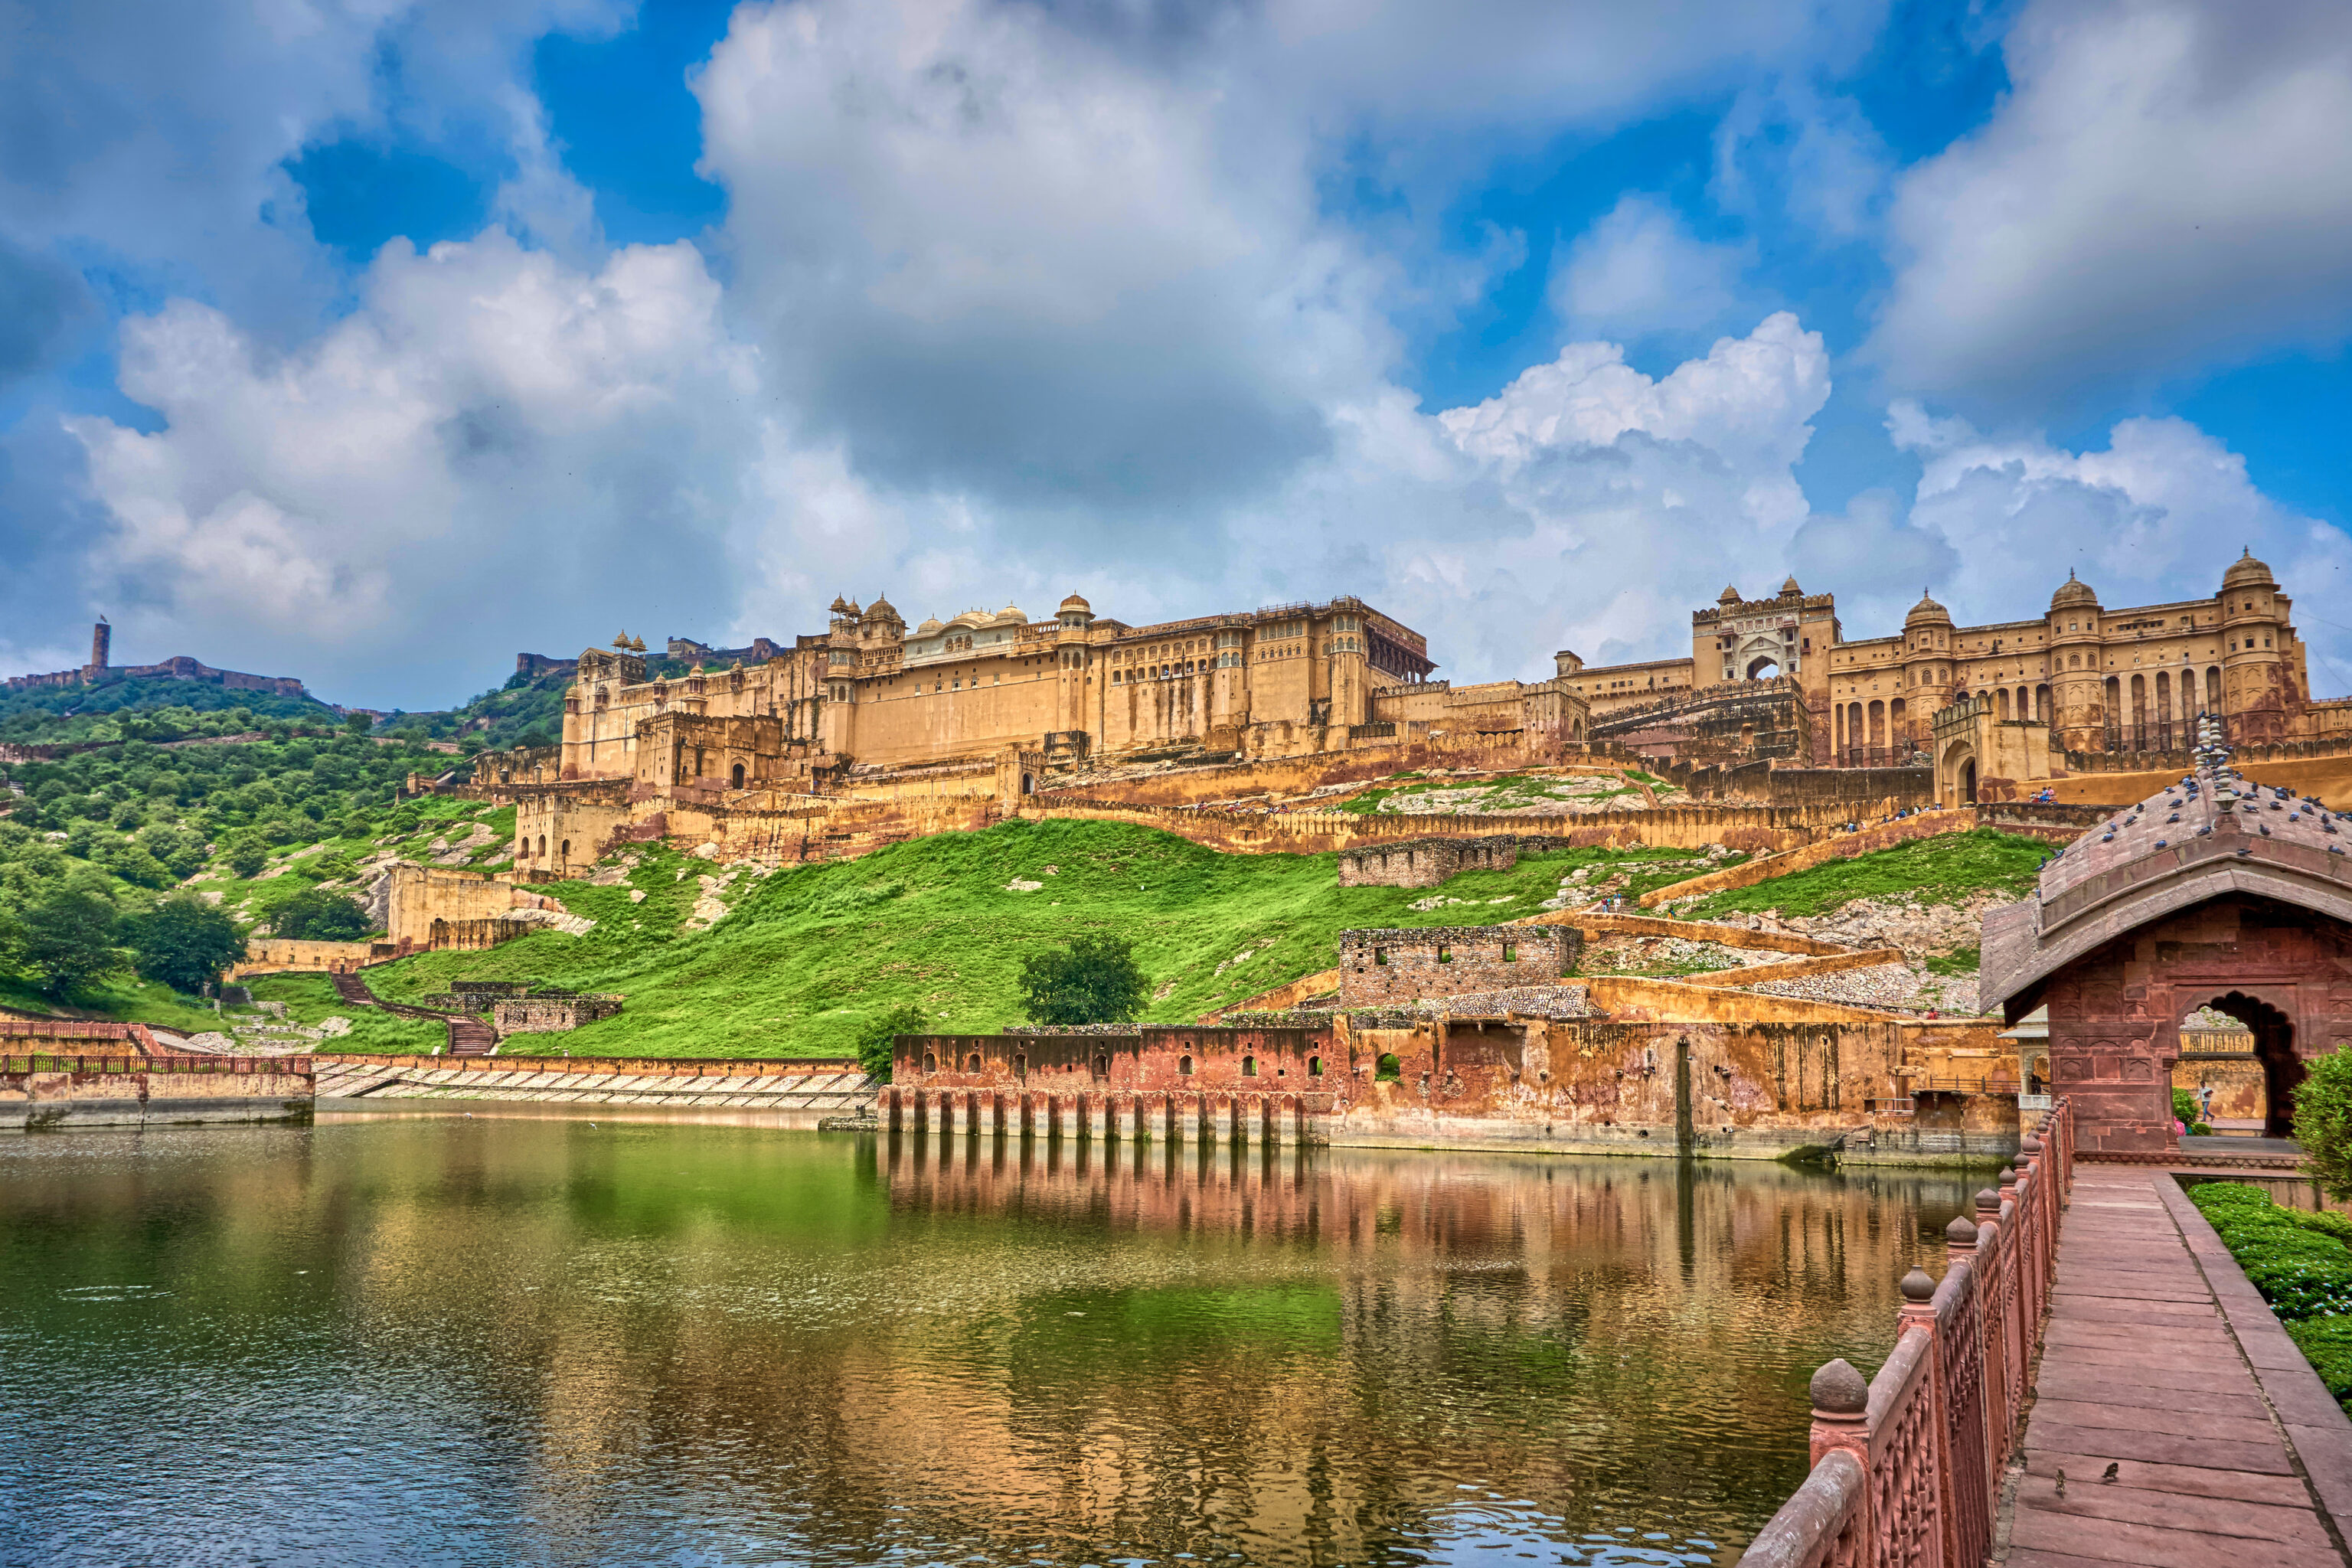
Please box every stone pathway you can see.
[2001,1165,2352,1566]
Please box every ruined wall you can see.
[386,867,533,948]
[492,995,623,1035]
[1338,926,1579,1006]
[229,938,380,978]
[1337,835,1532,888]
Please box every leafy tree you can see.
[344,711,374,734]
[224,832,270,880]
[1018,934,1149,1026]
[2298,1050,2352,1201]
[852,1003,926,1083]
[271,886,371,941]
[126,896,247,995]
[18,888,125,998]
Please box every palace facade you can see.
[558,593,1590,792]
[1557,551,2334,765]
[553,552,2337,799]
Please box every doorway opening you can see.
[2176,995,2300,1138]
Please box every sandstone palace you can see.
[546,551,2340,801]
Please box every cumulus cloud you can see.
[1870,0,2352,402]
[0,0,627,338]
[62,231,773,705]
[1194,313,1834,681]
[1548,194,1753,340]
[694,0,1392,519]
[1886,399,2352,685]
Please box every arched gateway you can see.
[1982,725,2352,1155]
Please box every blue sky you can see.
[3,0,2350,709]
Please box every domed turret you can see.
[864,596,902,624]
[1904,591,1952,627]
[995,603,1027,626]
[1057,593,1094,627]
[2050,571,2099,613]
[1717,584,1741,606]
[2223,549,2275,592]
[1779,576,1802,599]
[916,616,943,636]
[829,595,854,615]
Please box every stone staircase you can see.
[446,1017,498,1057]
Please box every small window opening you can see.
[966,1054,981,1073]
[1308,1056,1323,1076]
[922,1052,937,1073]
[1437,946,1452,964]
[1013,1053,1027,1081]
[1373,947,1388,965]
[1242,1056,1257,1077]
[1502,944,1517,962]
[1375,1054,1402,1082]
[1178,1054,1194,1076]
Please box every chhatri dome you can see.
[2050,571,2099,612]
[1904,590,1952,626]
[2223,549,2276,590]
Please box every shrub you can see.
[126,896,247,995]
[17,887,125,998]
[851,1004,926,1083]
[2173,1087,2200,1125]
[2290,1318,2352,1404]
[2298,1047,2352,1203]
[270,887,371,942]
[224,834,270,880]
[1018,933,1148,1026]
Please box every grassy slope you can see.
[1674,829,2050,920]
[352,822,1702,1059]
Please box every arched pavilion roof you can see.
[1981,724,2352,1018]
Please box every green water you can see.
[0,1116,1983,1566]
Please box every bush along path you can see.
[2187,1182,2352,1412]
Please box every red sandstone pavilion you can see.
[1982,714,2352,1155]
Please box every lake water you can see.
[0,1115,1984,1566]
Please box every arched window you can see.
[922,1051,937,1073]
[731,762,746,789]
[1242,1056,1257,1076]
[967,1054,981,1073]
[518,838,529,860]
[2207,666,2223,709]
[538,835,547,858]
[1996,688,2010,720]
[559,839,570,862]
[1375,1054,1402,1082]
[1178,1054,1194,1075]
[1308,1056,1323,1076]
[1013,1053,1027,1081]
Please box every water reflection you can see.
[0,1119,1983,1566]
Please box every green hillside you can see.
[352,822,1707,1058]
[1672,828,2050,920]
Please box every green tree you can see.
[1018,934,1149,1026]
[18,888,125,998]
[852,1003,926,1083]
[224,832,270,880]
[271,886,371,941]
[2298,1050,2352,1201]
[343,710,374,735]
[126,896,247,995]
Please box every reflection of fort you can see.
[5,1122,1981,1565]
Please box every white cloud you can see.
[1870,0,2352,401]
[1548,194,1752,340]
[1886,400,2352,690]
[61,230,776,704]
[694,0,1394,515]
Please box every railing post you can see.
[1807,1357,1870,1470]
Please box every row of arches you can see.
[919,1050,1326,1080]
[887,1086,1318,1144]
[515,833,571,867]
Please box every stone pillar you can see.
[1058,1096,1080,1141]
[1213,1096,1236,1144]
[1153,1095,1177,1144]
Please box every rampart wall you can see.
[1337,926,1579,1006]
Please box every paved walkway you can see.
[2001,1165,2352,1566]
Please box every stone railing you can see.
[1740,1098,2074,1568]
